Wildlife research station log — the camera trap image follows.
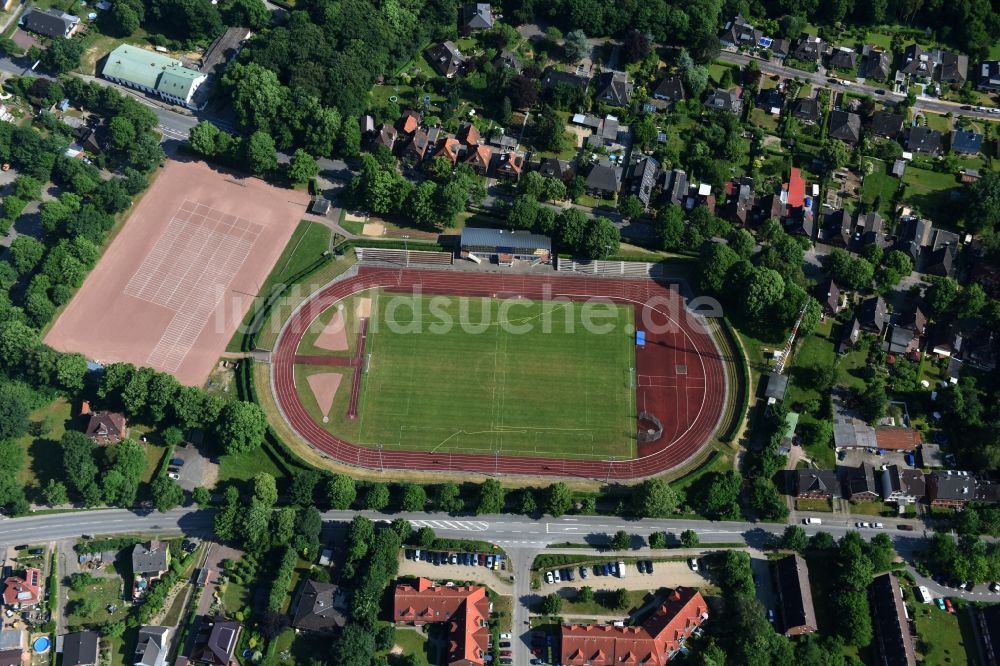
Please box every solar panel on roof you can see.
[759,37,773,47]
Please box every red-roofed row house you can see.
[560,587,708,665]
[392,578,491,666]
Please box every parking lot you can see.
[839,447,912,470]
[168,443,217,491]
[398,551,514,593]
[538,559,711,593]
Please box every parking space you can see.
[168,443,217,491]
[398,551,514,593]
[538,559,711,593]
[839,447,912,469]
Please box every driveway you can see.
[169,443,216,492]
[194,543,243,616]
[751,553,779,618]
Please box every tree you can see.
[61,431,99,502]
[9,236,45,275]
[656,204,685,250]
[821,140,851,170]
[533,106,566,152]
[632,478,680,518]
[611,530,631,550]
[40,37,86,74]
[680,529,699,548]
[150,476,184,512]
[508,75,539,109]
[700,242,740,295]
[744,267,784,316]
[557,208,588,251]
[583,216,620,259]
[0,391,29,441]
[189,121,221,156]
[506,195,540,231]
[288,149,319,184]
[42,479,69,506]
[611,587,631,610]
[213,401,267,454]
[364,482,390,510]
[245,131,278,175]
[964,170,1000,233]
[546,482,573,517]
[346,516,375,563]
[926,277,959,317]
[294,506,323,556]
[192,487,211,506]
[400,483,427,511]
[623,29,651,63]
[578,586,595,604]
[253,472,278,507]
[518,489,538,514]
[957,283,987,318]
[877,250,913,289]
[649,532,666,548]
[563,30,590,61]
[225,0,269,29]
[477,479,506,514]
[782,525,809,552]
[678,48,709,99]
[541,592,563,615]
[434,483,464,513]
[108,116,138,152]
[499,96,513,125]
[327,474,356,509]
[289,469,320,506]
[618,195,644,220]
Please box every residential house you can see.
[626,156,660,209]
[486,129,518,151]
[861,45,892,81]
[62,632,99,666]
[540,67,590,92]
[434,137,461,164]
[190,618,241,666]
[585,162,622,198]
[538,157,575,182]
[719,14,762,48]
[938,50,969,84]
[21,8,79,38]
[291,580,347,632]
[951,128,983,154]
[857,296,889,335]
[771,38,791,59]
[359,115,375,138]
[780,167,813,238]
[764,372,788,403]
[924,242,957,277]
[393,578,491,666]
[816,278,842,314]
[977,604,1000,665]
[839,318,862,353]
[793,36,826,64]
[2,568,41,609]
[869,574,917,666]
[758,87,785,115]
[583,114,620,146]
[977,60,1000,92]
[901,44,935,79]
[795,469,839,499]
[792,97,821,123]
[459,3,493,33]
[704,88,742,114]
[887,307,927,355]
[828,110,861,144]
[774,555,818,636]
[892,159,907,177]
[0,629,26,666]
[755,192,784,224]
[494,50,522,73]
[400,128,432,164]
[397,110,422,135]
[594,71,633,107]
[134,627,170,666]
[82,404,127,444]
[723,177,755,226]
[927,470,976,508]
[560,588,708,665]
[821,208,851,247]
[425,41,466,77]
[101,45,207,110]
[855,211,886,250]
[494,151,525,180]
[871,111,904,138]
[132,541,170,598]
[844,463,879,501]
[828,47,857,71]
[456,121,480,147]
[652,77,686,105]
[372,124,397,152]
[875,427,921,452]
[662,169,688,207]
[906,126,943,154]
[895,216,959,275]
[880,464,926,504]
[466,144,492,175]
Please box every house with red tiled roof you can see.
[495,152,525,180]
[456,122,480,147]
[392,578,491,666]
[434,137,461,164]
[397,110,422,135]
[560,588,708,665]
[2,568,42,609]
[466,144,492,175]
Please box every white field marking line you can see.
[124,212,187,299]
[149,215,215,307]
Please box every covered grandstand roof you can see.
[460,227,551,251]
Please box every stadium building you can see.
[460,227,551,266]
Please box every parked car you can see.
[580,566,589,579]
[499,633,512,640]
[500,650,512,656]
[565,568,575,581]
[602,564,610,576]
[499,642,511,649]
[478,554,486,566]
[646,560,655,574]
[617,560,626,578]
[897,524,914,531]
[545,571,554,584]
[803,517,822,525]
[168,472,180,480]
[872,522,884,529]
[767,609,775,622]
[168,467,180,474]
[169,458,185,466]
[936,598,947,611]
[688,558,699,572]
[991,582,1000,593]
[855,521,870,528]
[945,598,955,613]
[449,553,458,565]
[553,569,561,583]
[13,545,28,551]
[486,555,495,568]
[637,561,646,574]
[28,548,43,555]
[405,549,415,560]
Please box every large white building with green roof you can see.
[101,45,207,110]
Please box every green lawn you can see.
[216,445,284,484]
[387,629,433,666]
[795,498,833,512]
[562,589,652,616]
[862,158,901,216]
[318,292,637,459]
[922,112,953,133]
[750,108,779,132]
[912,598,975,665]
[65,573,128,629]
[15,398,73,499]
[901,165,960,223]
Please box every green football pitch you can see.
[344,291,637,459]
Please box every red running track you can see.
[271,267,727,481]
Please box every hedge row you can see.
[717,317,750,443]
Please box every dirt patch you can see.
[566,124,590,147]
[306,372,342,420]
[361,222,385,236]
[354,296,372,319]
[314,307,348,351]
[44,160,309,386]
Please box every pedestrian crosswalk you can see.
[409,519,490,532]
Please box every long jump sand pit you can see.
[45,160,311,386]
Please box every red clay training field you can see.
[45,160,310,386]
[272,266,728,480]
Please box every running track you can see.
[271,267,727,480]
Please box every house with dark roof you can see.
[190,618,241,666]
[816,278,842,314]
[538,158,574,183]
[425,41,466,77]
[880,464,926,503]
[394,578,491,666]
[901,44,935,79]
[924,243,957,277]
[704,88,742,114]
[291,580,347,632]
[493,50,521,73]
[21,7,79,38]
[719,14,761,48]
[938,50,969,84]
[132,541,170,577]
[723,178,755,225]
[839,318,862,353]
[757,87,785,115]
[793,36,826,64]
[585,162,622,198]
[795,469,839,499]
[82,401,127,445]
[626,156,659,208]
[978,60,1000,92]
[871,112,904,138]
[869,574,916,666]
[977,604,1000,665]
[927,470,976,508]
[855,211,886,250]
[821,208,851,247]
[459,3,493,33]
[844,463,879,501]
[792,97,821,124]
[62,631,99,666]
[764,373,788,402]
[828,110,861,144]
[0,629,26,666]
[857,296,888,335]
[951,128,983,154]
[861,45,892,81]
[540,67,590,91]
[594,71,633,107]
[400,127,433,164]
[134,626,170,666]
[828,47,857,71]
[560,588,708,665]
[662,169,688,207]
[771,38,791,59]
[372,124,398,152]
[652,77,685,105]
[906,126,943,154]
[774,555,817,636]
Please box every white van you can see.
[617,561,626,578]
[803,517,822,525]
